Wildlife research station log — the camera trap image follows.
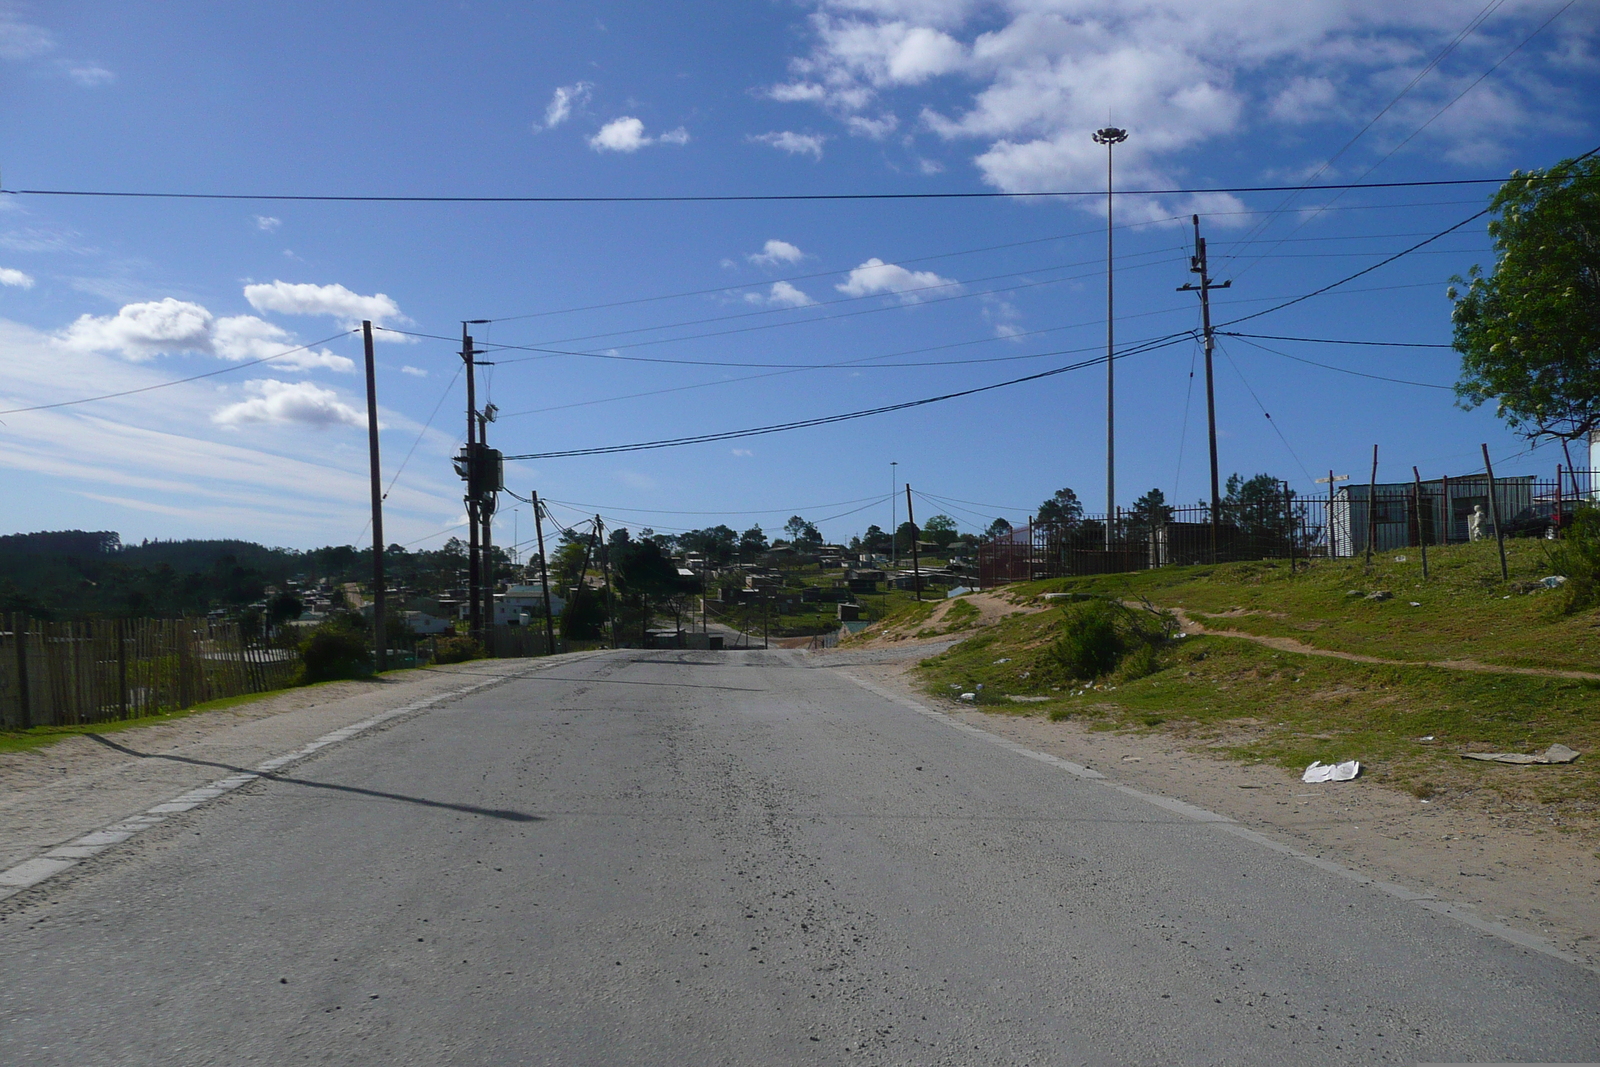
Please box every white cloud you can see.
[213,315,354,372]
[731,448,754,457]
[0,266,34,288]
[589,117,650,152]
[401,365,429,377]
[748,239,807,266]
[243,280,402,327]
[588,117,689,152]
[56,297,214,361]
[212,379,367,430]
[540,81,592,129]
[750,130,827,159]
[772,1,1582,205]
[52,298,356,370]
[254,215,282,231]
[744,280,818,308]
[835,258,958,302]
[0,14,53,60]
[65,63,113,86]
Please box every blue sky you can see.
[1,0,1597,552]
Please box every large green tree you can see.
[1451,155,1600,443]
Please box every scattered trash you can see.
[959,692,976,702]
[1541,575,1568,589]
[1302,760,1361,783]
[975,683,984,691]
[1394,555,1408,562]
[993,658,1011,665]
[1409,601,1421,607]
[1419,735,1435,741]
[949,683,962,689]
[1461,744,1579,765]
[1345,590,1365,598]
[1364,590,1392,601]
[1120,755,1141,762]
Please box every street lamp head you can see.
[1092,127,1128,145]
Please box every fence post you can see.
[1365,444,1379,567]
[1441,475,1452,544]
[12,617,30,730]
[1481,443,1509,581]
[1413,466,1429,580]
[117,618,129,718]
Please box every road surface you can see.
[1,648,1596,1065]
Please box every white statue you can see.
[1468,503,1488,542]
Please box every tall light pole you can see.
[890,460,899,568]
[1093,126,1127,551]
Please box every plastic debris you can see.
[1364,590,1392,601]
[1409,601,1421,607]
[1461,744,1579,765]
[1541,575,1568,589]
[1394,555,1408,562]
[993,658,1011,665]
[1419,735,1435,741]
[1302,760,1361,783]
[959,692,976,702]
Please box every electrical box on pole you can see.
[1177,214,1231,564]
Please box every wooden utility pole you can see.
[362,321,386,671]
[597,516,617,649]
[531,491,556,656]
[1365,445,1379,567]
[478,407,495,644]
[905,484,922,602]
[1482,443,1509,580]
[462,323,480,645]
[1178,214,1231,565]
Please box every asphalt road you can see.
[2,648,1597,1065]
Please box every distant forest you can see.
[0,530,492,620]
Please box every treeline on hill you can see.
[0,530,496,620]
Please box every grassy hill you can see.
[912,539,1599,828]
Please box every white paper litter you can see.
[1302,760,1361,783]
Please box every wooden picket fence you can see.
[0,615,300,729]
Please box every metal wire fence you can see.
[978,468,1597,587]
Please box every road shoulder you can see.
[833,651,1600,969]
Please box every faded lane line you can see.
[0,655,601,902]
[839,670,1596,974]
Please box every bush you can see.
[1050,600,1123,680]
[1047,597,1174,682]
[300,621,374,683]
[431,635,483,664]
[1548,506,1600,613]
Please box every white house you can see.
[493,584,565,626]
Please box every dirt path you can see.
[1168,606,1600,681]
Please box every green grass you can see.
[914,585,1600,819]
[1005,538,1598,673]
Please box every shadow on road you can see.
[84,734,541,823]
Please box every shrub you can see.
[1050,600,1122,680]
[300,621,374,683]
[1047,597,1174,682]
[1548,506,1600,613]
[431,635,483,664]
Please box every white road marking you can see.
[0,660,587,901]
[839,670,1595,973]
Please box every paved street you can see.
[2,648,1596,1065]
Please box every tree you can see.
[783,515,822,548]
[1451,155,1600,443]
[679,525,737,564]
[922,514,959,548]
[859,524,892,554]
[984,517,1013,541]
[613,538,694,644]
[1223,473,1293,539]
[1035,487,1083,526]
[738,524,768,556]
[1129,488,1174,533]
[894,521,918,555]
